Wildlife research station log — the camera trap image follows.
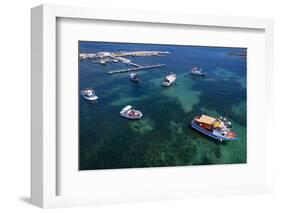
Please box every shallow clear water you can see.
[79,41,247,170]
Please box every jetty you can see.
[108,64,166,75]
[80,51,169,74]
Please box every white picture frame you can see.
[31,4,274,208]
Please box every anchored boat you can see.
[99,59,106,65]
[120,105,143,120]
[162,73,176,87]
[129,73,140,83]
[191,114,238,141]
[190,67,207,76]
[80,88,98,101]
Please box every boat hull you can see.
[162,78,176,86]
[191,120,238,141]
[190,72,207,76]
[162,81,175,86]
[80,91,98,101]
[81,94,98,101]
[130,78,140,83]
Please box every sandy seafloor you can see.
[79,41,247,170]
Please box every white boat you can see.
[99,59,106,65]
[190,67,207,76]
[129,73,140,83]
[162,73,176,87]
[120,105,143,120]
[80,89,98,101]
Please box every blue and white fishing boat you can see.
[80,88,98,101]
[191,114,239,142]
[120,105,143,120]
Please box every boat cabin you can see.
[85,90,94,96]
[192,114,238,141]
[195,115,216,130]
[195,114,224,131]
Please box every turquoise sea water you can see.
[79,41,247,170]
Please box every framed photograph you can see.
[31,4,274,208]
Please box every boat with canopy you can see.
[191,114,238,141]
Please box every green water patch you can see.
[199,107,221,117]
[190,131,246,165]
[219,122,247,164]
[232,101,247,125]
[149,73,201,113]
[169,121,199,164]
[129,118,154,134]
[148,76,163,87]
[236,78,246,89]
[142,127,196,167]
[192,77,246,118]
[210,68,246,88]
[142,119,201,167]
[170,121,184,135]
[192,141,222,165]
[105,83,127,94]
[143,140,181,167]
[109,96,149,106]
[213,68,239,81]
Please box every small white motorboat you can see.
[80,88,98,101]
[120,105,143,120]
[99,59,106,65]
[129,73,140,83]
[190,67,207,76]
[162,73,176,87]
